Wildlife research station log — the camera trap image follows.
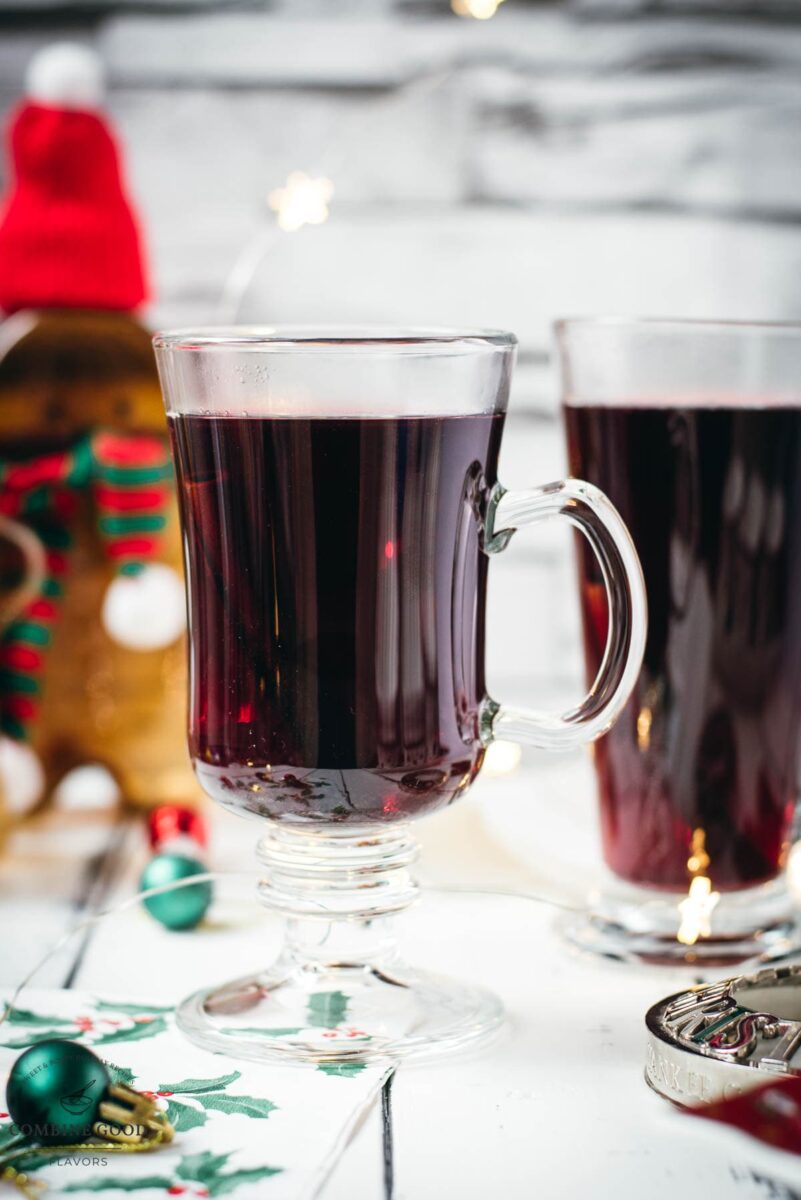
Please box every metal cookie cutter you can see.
[646,964,801,1106]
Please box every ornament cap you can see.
[94,1082,174,1146]
[148,804,208,851]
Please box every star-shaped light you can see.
[451,0,506,19]
[677,875,720,946]
[268,171,334,232]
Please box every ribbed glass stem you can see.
[256,823,419,921]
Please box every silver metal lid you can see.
[646,964,801,1107]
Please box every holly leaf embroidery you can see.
[0,1124,23,1152]
[13,1150,75,1175]
[158,1072,241,1095]
[1,1005,76,1027]
[157,1072,277,1128]
[94,1017,168,1045]
[61,1174,174,1193]
[196,1093,277,1120]
[0,1124,64,1174]
[201,1164,283,1197]
[0,1029,82,1049]
[317,1062,367,1077]
[108,1064,136,1088]
[166,1098,208,1132]
[177,1151,282,1196]
[306,991,349,1028]
[177,1151,232,1181]
[94,1000,173,1016]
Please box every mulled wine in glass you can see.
[155,327,646,1063]
[559,318,801,964]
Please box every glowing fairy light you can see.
[686,827,711,877]
[483,740,522,776]
[636,705,652,751]
[677,876,720,946]
[268,171,334,232]
[451,0,506,17]
[677,828,718,947]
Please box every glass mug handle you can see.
[482,478,647,750]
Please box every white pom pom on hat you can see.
[25,42,105,111]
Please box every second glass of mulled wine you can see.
[155,327,646,1064]
[559,318,801,965]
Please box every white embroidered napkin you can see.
[0,989,391,1199]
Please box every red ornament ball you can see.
[147,804,208,851]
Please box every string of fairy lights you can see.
[221,0,510,309]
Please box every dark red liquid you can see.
[169,412,503,825]
[566,403,801,890]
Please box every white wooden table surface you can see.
[0,764,796,1200]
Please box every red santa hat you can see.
[0,43,149,315]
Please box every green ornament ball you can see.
[6,1039,110,1144]
[139,851,212,931]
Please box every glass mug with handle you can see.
[155,327,646,1064]
[559,317,801,965]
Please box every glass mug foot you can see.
[562,874,800,969]
[176,826,504,1064]
[176,964,504,1066]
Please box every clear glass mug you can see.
[154,327,646,1064]
[558,318,801,966]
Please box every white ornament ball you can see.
[26,43,105,111]
[0,737,45,816]
[102,564,186,651]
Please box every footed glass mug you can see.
[154,327,646,1064]
[559,318,801,965]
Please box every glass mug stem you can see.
[257,822,419,921]
[481,478,647,749]
[258,827,415,974]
